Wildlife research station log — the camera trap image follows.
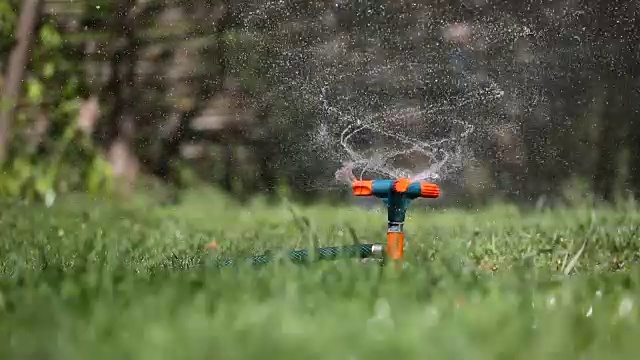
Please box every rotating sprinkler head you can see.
[351,178,440,260]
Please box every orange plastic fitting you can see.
[386,232,405,260]
[393,178,411,193]
[352,180,373,196]
[420,182,440,198]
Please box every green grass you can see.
[1,189,639,360]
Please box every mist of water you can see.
[234,2,586,190]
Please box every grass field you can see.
[1,189,639,359]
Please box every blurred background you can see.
[0,0,638,208]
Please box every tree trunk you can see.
[593,83,625,202]
[221,142,234,194]
[149,1,233,203]
[626,88,640,199]
[252,138,278,198]
[520,113,550,202]
[627,126,640,201]
[0,0,44,163]
[104,0,139,195]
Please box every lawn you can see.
[0,189,639,360]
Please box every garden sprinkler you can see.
[214,178,440,266]
[351,178,440,261]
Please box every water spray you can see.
[216,178,440,266]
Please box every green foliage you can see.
[0,194,639,359]
[0,1,16,58]
[0,10,112,204]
